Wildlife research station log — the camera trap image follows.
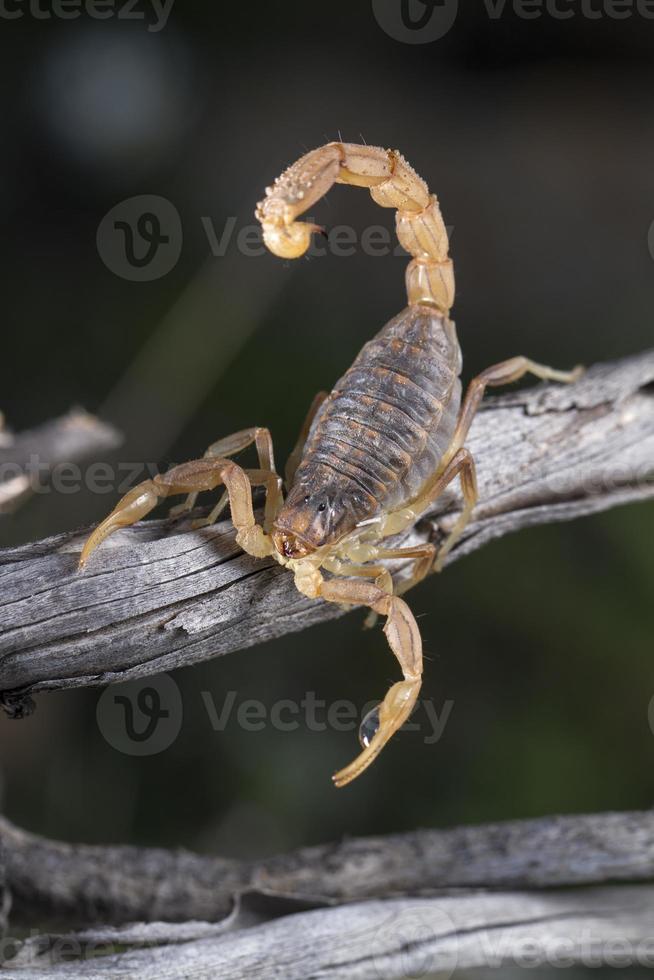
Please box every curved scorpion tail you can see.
[255,141,454,316]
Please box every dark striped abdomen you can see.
[298,305,462,516]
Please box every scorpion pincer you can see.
[79,142,582,787]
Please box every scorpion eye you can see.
[359,704,381,748]
[317,502,327,512]
[303,495,310,502]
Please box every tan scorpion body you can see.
[80,142,581,787]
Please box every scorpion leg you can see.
[410,448,479,572]
[384,360,581,573]
[364,544,438,597]
[445,356,583,464]
[170,427,282,532]
[79,458,276,568]
[360,449,478,578]
[332,543,436,629]
[412,359,582,567]
[285,391,328,488]
[317,576,422,788]
[361,544,437,628]
[360,450,477,579]
[322,555,393,597]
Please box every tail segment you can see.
[255,142,454,315]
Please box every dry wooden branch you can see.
[3,810,654,977]
[7,888,654,978]
[0,410,122,514]
[3,809,654,926]
[0,351,652,714]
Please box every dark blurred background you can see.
[0,0,652,902]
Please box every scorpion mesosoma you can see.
[79,142,581,787]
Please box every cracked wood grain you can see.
[8,887,654,978]
[2,809,654,927]
[2,810,654,977]
[0,350,652,711]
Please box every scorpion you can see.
[79,142,581,787]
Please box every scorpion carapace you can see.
[80,141,581,788]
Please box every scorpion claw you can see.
[332,679,420,788]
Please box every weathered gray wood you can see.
[4,810,654,977]
[3,810,654,928]
[6,887,654,978]
[0,409,122,514]
[1,351,652,710]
